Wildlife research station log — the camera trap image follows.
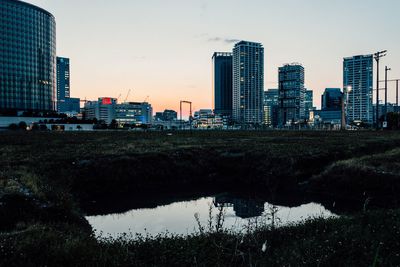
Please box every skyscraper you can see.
[212,52,233,117]
[343,55,374,124]
[0,0,56,113]
[278,64,305,126]
[57,57,70,112]
[304,89,314,120]
[232,41,264,124]
[56,57,80,114]
[263,89,279,127]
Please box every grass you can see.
[1,209,400,266]
[1,130,400,265]
[309,148,400,208]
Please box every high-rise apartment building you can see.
[232,41,264,124]
[212,52,233,117]
[263,89,279,127]
[343,55,374,124]
[278,64,305,125]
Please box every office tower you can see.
[57,57,70,112]
[278,64,305,125]
[0,0,56,113]
[343,55,374,124]
[232,41,264,124]
[263,89,279,126]
[212,52,233,117]
[322,88,342,111]
[56,57,81,114]
[304,89,314,120]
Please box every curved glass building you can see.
[0,0,56,113]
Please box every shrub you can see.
[8,123,18,130]
[18,121,27,130]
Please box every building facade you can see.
[304,89,314,120]
[373,103,397,124]
[212,52,233,117]
[0,0,57,113]
[232,41,264,124]
[155,109,177,121]
[56,57,70,112]
[278,64,305,126]
[322,88,342,111]
[115,102,153,125]
[84,97,117,124]
[263,89,279,127]
[343,55,374,124]
[311,88,343,127]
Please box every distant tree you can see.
[109,119,118,129]
[31,123,39,131]
[140,124,149,130]
[18,121,27,130]
[387,112,400,130]
[8,123,18,131]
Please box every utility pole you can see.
[397,79,399,111]
[384,66,391,121]
[374,50,387,129]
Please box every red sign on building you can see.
[102,97,112,105]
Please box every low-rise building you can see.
[115,102,153,125]
[154,109,177,121]
[84,97,117,124]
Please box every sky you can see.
[24,0,400,112]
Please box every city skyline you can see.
[23,0,400,113]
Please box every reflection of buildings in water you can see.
[214,195,265,219]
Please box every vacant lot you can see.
[1,130,400,266]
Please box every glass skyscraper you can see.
[278,64,305,126]
[232,41,264,124]
[343,55,373,124]
[0,0,56,113]
[212,52,233,117]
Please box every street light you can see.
[374,50,387,129]
[384,66,391,121]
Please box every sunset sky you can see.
[25,0,400,113]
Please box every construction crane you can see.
[124,89,131,103]
[116,93,122,103]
